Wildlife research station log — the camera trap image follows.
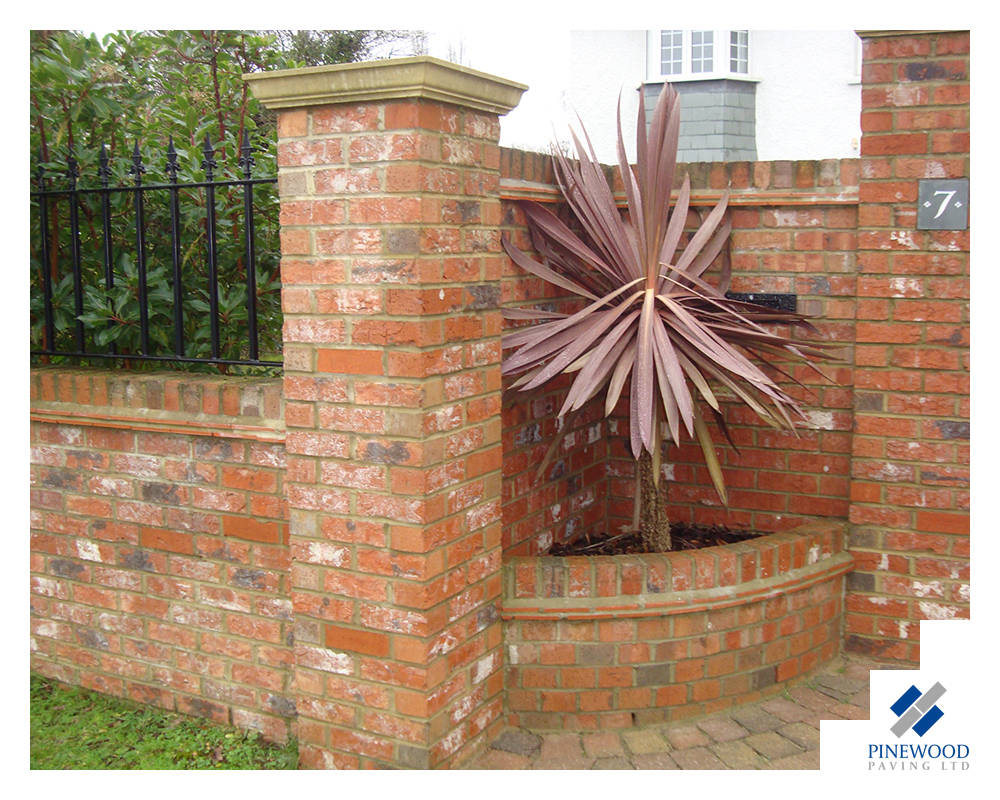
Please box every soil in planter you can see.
[547,522,763,557]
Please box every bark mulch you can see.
[546,522,763,556]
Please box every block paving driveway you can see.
[467,657,893,770]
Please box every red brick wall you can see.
[30,368,294,742]
[846,30,970,663]
[498,155,861,549]
[606,160,860,536]
[500,148,613,556]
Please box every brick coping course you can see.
[503,520,851,618]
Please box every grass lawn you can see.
[30,674,299,770]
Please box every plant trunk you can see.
[638,449,671,552]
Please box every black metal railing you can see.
[30,131,280,369]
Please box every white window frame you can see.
[645,29,756,83]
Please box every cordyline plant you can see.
[500,85,835,552]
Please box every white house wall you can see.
[567,30,645,165]
[751,30,862,161]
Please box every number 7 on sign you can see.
[930,190,957,219]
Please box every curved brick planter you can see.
[501,520,852,729]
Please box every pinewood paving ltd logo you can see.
[890,682,945,737]
[867,681,970,771]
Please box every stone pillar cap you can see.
[244,56,527,115]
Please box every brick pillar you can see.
[848,31,969,662]
[246,58,525,768]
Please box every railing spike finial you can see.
[129,141,145,180]
[202,133,217,180]
[98,143,111,188]
[66,145,79,188]
[239,129,255,178]
[166,135,179,182]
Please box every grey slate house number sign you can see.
[917,179,969,230]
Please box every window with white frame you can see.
[659,29,683,75]
[690,30,714,73]
[729,30,749,73]
[647,29,752,81]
